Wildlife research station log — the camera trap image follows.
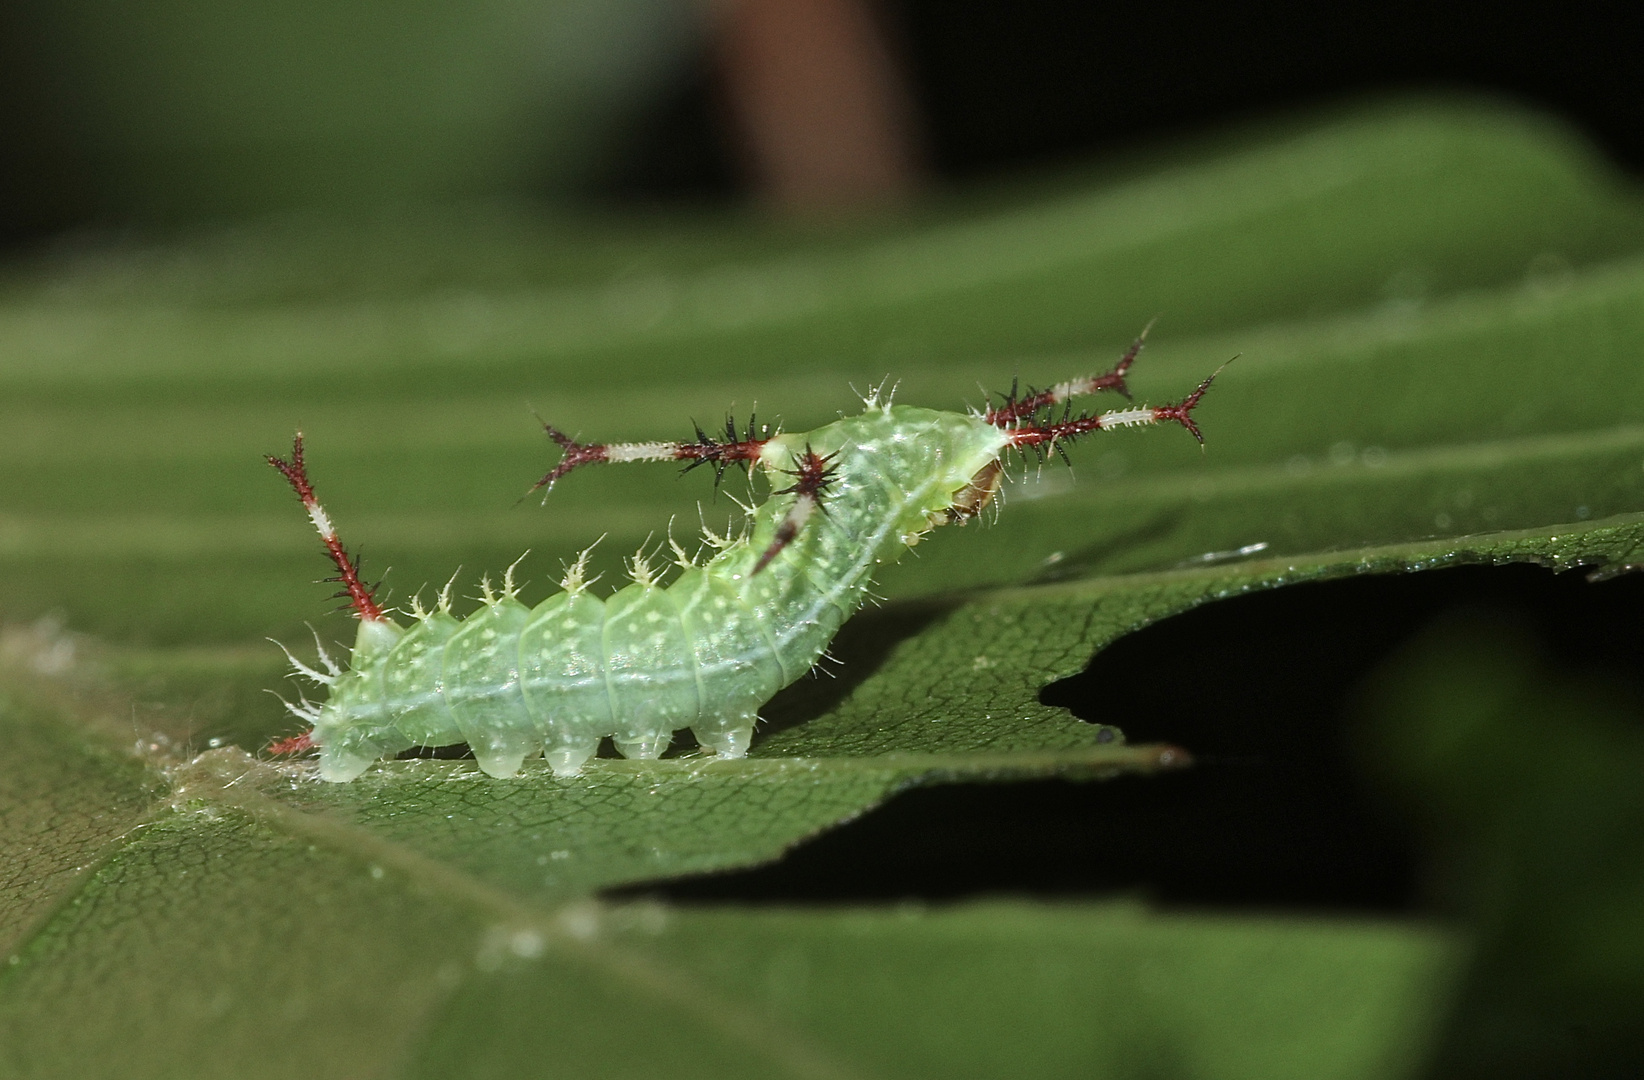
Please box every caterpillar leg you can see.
[544,737,599,778]
[470,728,537,779]
[319,746,377,783]
[614,727,673,761]
[694,709,757,759]
[315,710,412,782]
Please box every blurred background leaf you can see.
[1356,615,1644,1079]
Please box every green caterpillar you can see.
[269,332,1223,781]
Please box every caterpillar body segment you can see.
[271,339,1224,782]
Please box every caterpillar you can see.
[268,331,1226,781]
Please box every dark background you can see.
[3,0,1639,249]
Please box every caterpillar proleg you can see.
[269,331,1226,781]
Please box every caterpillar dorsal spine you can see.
[269,328,1227,782]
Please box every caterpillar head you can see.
[942,459,1006,525]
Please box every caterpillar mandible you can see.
[268,330,1226,782]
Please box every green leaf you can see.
[1,99,1640,1077]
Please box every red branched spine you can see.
[267,433,387,623]
[678,414,772,485]
[1006,364,1226,451]
[530,425,610,492]
[753,446,838,574]
[529,414,771,495]
[1148,368,1221,444]
[985,323,1150,427]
